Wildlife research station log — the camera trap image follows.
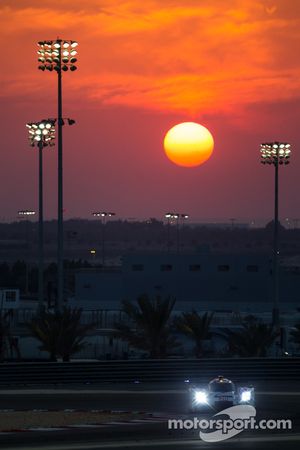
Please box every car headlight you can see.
[241,390,251,402]
[194,391,208,404]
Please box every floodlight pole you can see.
[18,210,36,296]
[57,44,64,312]
[165,213,188,254]
[27,121,55,311]
[176,217,180,254]
[38,141,44,311]
[273,159,279,327]
[92,212,115,266]
[36,39,78,311]
[165,214,171,253]
[176,214,189,254]
[101,215,106,267]
[260,142,291,330]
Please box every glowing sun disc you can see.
[164,122,214,167]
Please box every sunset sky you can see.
[1,0,300,223]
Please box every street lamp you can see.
[26,119,56,310]
[90,249,96,263]
[92,212,116,266]
[37,39,78,310]
[165,213,189,253]
[18,210,36,295]
[260,141,291,327]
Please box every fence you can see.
[0,358,299,386]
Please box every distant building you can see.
[0,288,20,309]
[4,253,300,360]
[73,253,300,313]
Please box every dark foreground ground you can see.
[0,381,299,450]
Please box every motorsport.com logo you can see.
[168,405,292,442]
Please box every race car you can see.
[188,375,255,412]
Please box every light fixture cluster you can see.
[26,119,56,147]
[92,212,116,218]
[18,210,36,216]
[37,40,78,72]
[165,213,189,220]
[260,142,291,165]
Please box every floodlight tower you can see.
[165,213,189,253]
[18,210,36,295]
[26,119,56,310]
[165,213,173,253]
[92,212,116,266]
[177,214,189,253]
[260,142,291,327]
[37,39,78,310]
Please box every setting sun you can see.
[163,122,214,168]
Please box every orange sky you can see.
[0,1,300,222]
[1,0,300,113]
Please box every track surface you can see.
[0,381,299,449]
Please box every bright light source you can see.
[194,391,208,404]
[26,119,56,148]
[37,39,78,72]
[92,211,116,218]
[18,210,36,216]
[165,212,189,221]
[260,142,291,165]
[241,390,251,402]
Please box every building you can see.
[73,253,300,313]
[3,253,300,359]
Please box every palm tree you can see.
[221,321,279,357]
[289,323,300,349]
[175,311,214,358]
[27,307,95,361]
[0,310,20,362]
[114,295,179,358]
[58,308,95,361]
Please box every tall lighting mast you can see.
[26,119,56,310]
[260,141,291,327]
[37,39,78,310]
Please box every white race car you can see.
[188,375,255,412]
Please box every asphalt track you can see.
[0,381,299,449]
